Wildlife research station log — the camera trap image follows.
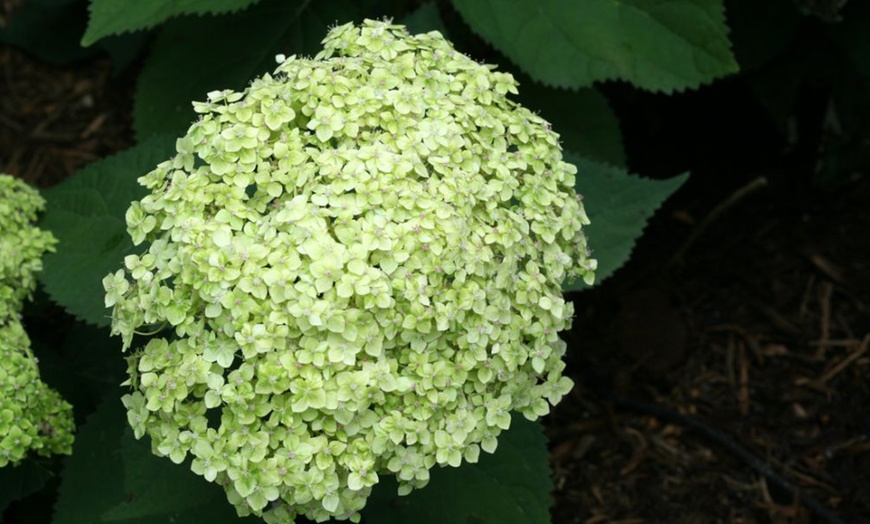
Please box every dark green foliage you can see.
[451,0,738,92]
[402,2,448,36]
[730,0,870,185]
[133,0,360,140]
[38,137,176,327]
[82,0,264,46]
[52,397,262,524]
[0,461,51,516]
[0,0,95,64]
[364,415,552,524]
[101,429,259,522]
[52,396,128,524]
[0,0,148,73]
[517,82,626,166]
[29,321,127,420]
[564,155,688,287]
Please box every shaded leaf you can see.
[0,461,51,515]
[82,0,263,46]
[0,0,95,64]
[63,322,126,388]
[102,427,248,521]
[518,82,625,166]
[100,32,151,77]
[565,155,688,288]
[452,0,738,92]
[133,0,359,140]
[38,137,176,327]
[0,0,146,71]
[725,0,801,71]
[52,395,127,524]
[52,395,258,524]
[28,321,127,418]
[363,415,551,524]
[28,329,99,422]
[402,2,448,36]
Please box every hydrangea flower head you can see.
[105,20,595,523]
[0,175,57,318]
[0,320,76,467]
[0,174,74,467]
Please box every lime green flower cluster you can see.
[105,20,595,523]
[0,174,74,468]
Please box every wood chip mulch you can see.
[0,44,132,187]
[551,174,870,523]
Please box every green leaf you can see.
[38,136,176,327]
[565,155,688,288]
[63,322,127,388]
[0,461,51,515]
[82,0,263,46]
[451,0,739,92]
[133,0,359,140]
[402,2,448,36]
[0,0,96,64]
[29,321,127,416]
[53,395,128,524]
[518,82,625,166]
[53,395,258,524]
[28,327,101,421]
[102,429,241,521]
[363,415,552,524]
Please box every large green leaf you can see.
[30,321,127,417]
[38,137,176,327]
[518,82,625,166]
[53,395,128,524]
[0,461,51,515]
[402,2,448,36]
[565,155,688,288]
[102,429,214,520]
[81,0,263,46]
[53,395,258,524]
[62,322,127,389]
[363,415,552,524]
[27,326,106,421]
[133,0,358,140]
[102,428,255,521]
[452,0,738,92]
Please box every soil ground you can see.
[1,30,868,524]
[550,172,870,524]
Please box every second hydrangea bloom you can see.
[105,20,595,523]
[0,174,74,468]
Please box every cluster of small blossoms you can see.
[104,19,595,523]
[0,174,74,468]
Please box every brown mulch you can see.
[2,27,868,524]
[551,175,870,523]
[0,44,132,187]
